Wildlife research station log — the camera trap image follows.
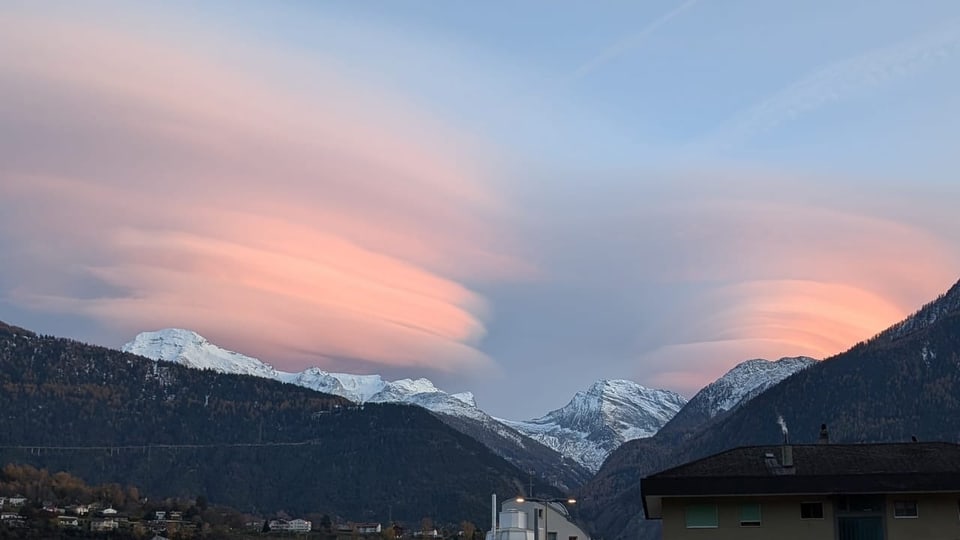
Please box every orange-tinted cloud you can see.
[0,13,527,372]
[629,176,960,394]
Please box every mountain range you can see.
[123,329,812,478]
[18,271,953,540]
[0,320,567,526]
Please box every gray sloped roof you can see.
[641,442,960,519]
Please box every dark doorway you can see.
[837,516,883,540]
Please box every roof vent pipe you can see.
[818,423,830,444]
[782,433,793,467]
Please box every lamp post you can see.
[515,497,576,540]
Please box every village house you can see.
[90,517,120,532]
[6,495,26,507]
[56,515,80,528]
[356,522,383,534]
[43,503,65,514]
[269,518,312,532]
[67,504,90,516]
[641,437,960,540]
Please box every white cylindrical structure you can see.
[492,494,497,538]
[500,510,527,529]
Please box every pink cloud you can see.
[629,173,960,395]
[0,14,527,372]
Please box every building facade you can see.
[497,499,589,540]
[642,441,960,540]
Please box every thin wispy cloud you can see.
[705,20,960,148]
[570,0,699,81]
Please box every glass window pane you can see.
[685,504,718,528]
[894,500,918,518]
[801,502,824,519]
[740,503,761,526]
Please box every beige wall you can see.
[661,496,834,540]
[661,494,960,540]
[884,494,960,539]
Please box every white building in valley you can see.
[269,518,312,533]
[487,497,590,540]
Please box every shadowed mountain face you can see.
[579,278,960,540]
[0,322,563,525]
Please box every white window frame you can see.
[893,499,918,519]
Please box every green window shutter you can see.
[685,504,718,528]
[740,503,761,526]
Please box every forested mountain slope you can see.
[0,321,555,526]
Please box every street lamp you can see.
[515,497,576,540]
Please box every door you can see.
[837,516,883,540]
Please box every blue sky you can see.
[2,1,960,418]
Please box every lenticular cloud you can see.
[0,14,524,373]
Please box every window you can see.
[740,503,761,527]
[568,536,578,540]
[894,500,918,518]
[800,502,824,519]
[685,504,718,528]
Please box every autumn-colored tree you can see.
[461,521,476,540]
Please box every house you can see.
[90,517,120,532]
[288,519,312,532]
[269,518,312,532]
[56,515,80,528]
[7,495,26,506]
[1,512,21,521]
[641,439,960,540]
[356,522,383,534]
[67,504,90,516]
[101,506,119,516]
[489,498,590,540]
[43,504,65,514]
[168,510,183,521]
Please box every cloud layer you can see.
[0,13,523,372]
[487,171,960,398]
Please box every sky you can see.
[2,1,960,419]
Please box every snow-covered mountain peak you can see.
[123,329,279,379]
[451,392,476,407]
[689,356,817,418]
[122,329,481,414]
[501,379,687,472]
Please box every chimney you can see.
[818,423,830,444]
[781,434,793,467]
[491,494,497,540]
